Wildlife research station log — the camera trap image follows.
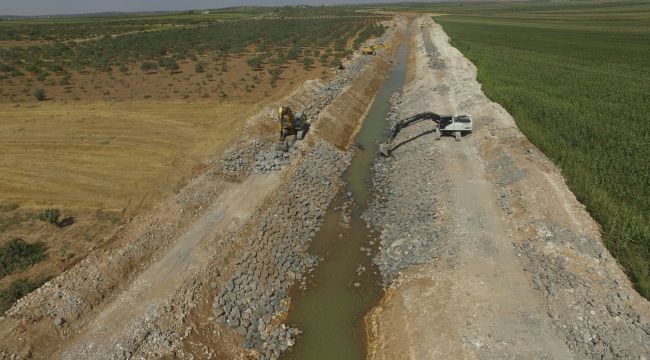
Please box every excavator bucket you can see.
[379,143,391,157]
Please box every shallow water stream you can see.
[282,36,409,360]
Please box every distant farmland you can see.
[425,2,650,297]
[0,8,388,103]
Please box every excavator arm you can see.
[387,112,443,140]
[380,112,458,156]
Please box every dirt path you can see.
[366,16,650,359]
[60,173,280,358]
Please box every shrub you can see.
[0,203,19,212]
[158,57,180,74]
[330,58,342,69]
[140,62,158,73]
[195,62,204,73]
[246,56,263,69]
[286,46,301,61]
[59,74,71,85]
[0,63,22,77]
[0,277,50,315]
[36,71,49,81]
[302,57,314,70]
[268,67,283,87]
[33,89,46,101]
[39,208,60,224]
[0,238,47,279]
[320,54,329,64]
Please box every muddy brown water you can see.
[282,37,409,360]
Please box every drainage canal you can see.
[282,36,409,360]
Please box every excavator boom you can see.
[380,112,472,156]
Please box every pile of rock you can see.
[363,103,443,286]
[254,148,295,174]
[213,140,352,359]
[221,140,263,178]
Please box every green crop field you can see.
[406,1,650,297]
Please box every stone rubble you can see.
[221,139,264,178]
[363,93,444,286]
[253,148,297,174]
[213,140,352,359]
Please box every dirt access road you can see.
[366,16,650,359]
[60,173,281,358]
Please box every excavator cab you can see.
[278,106,308,151]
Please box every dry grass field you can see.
[0,100,257,212]
[0,99,258,311]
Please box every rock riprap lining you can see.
[213,140,352,359]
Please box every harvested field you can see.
[0,100,257,212]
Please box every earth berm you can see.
[364,16,650,360]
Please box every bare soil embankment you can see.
[0,17,406,360]
[365,16,650,359]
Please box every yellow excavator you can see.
[362,43,391,55]
[277,106,308,151]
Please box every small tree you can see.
[140,62,158,74]
[268,67,283,87]
[246,56,263,70]
[59,74,71,86]
[39,208,60,224]
[159,58,180,74]
[302,57,314,70]
[33,89,46,101]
